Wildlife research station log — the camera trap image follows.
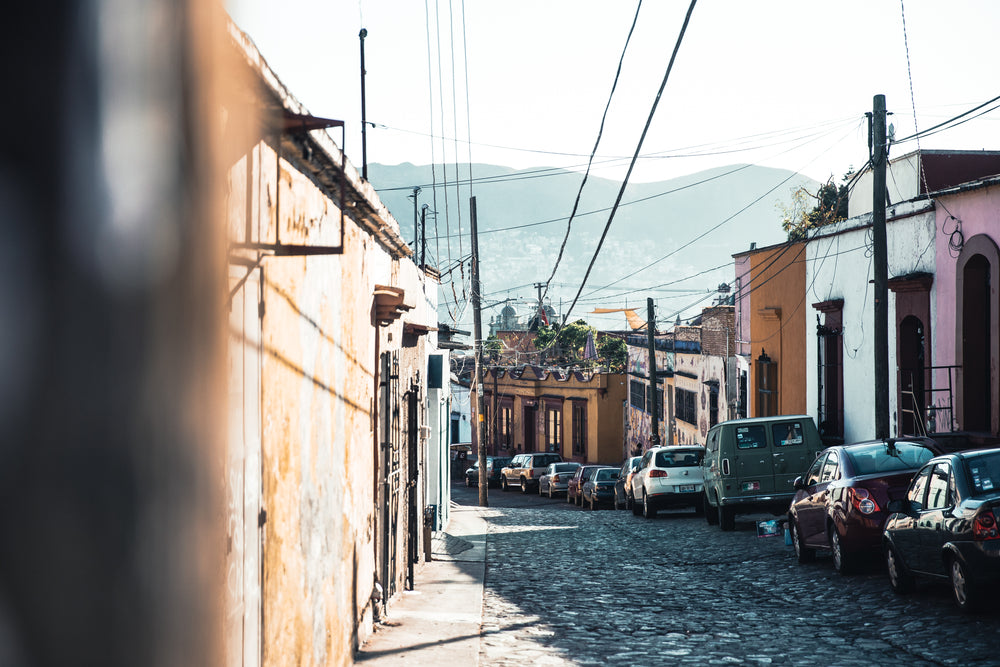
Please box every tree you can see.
[533,321,626,370]
[597,336,627,372]
[781,172,851,240]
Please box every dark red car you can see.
[566,465,605,507]
[788,438,937,574]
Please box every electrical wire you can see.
[540,0,645,311]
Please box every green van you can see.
[702,415,823,531]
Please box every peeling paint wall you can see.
[224,30,438,666]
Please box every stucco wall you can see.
[933,182,1000,432]
[805,204,936,442]
[745,243,807,417]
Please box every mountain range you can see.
[367,163,819,330]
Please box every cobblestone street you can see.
[452,483,1000,666]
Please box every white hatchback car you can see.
[630,446,705,518]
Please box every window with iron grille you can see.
[545,406,562,453]
[499,405,513,449]
[645,386,663,416]
[755,351,778,417]
[630,379,646,410]
[676,388,697,425]
[572,401,586,455]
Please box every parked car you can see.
[630,446,705,518]
[567,465,606,506]
[465,456,512,488]
[501,452,563,493]
[613,456,642,510]
[883,447,1000,612]
[703,415,824,531]
[582,467,619,510]
[538,462,582,498]
[788,438,937,574]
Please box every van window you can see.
[773,422,804,447]
[735,425,767,449]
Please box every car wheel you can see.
[704,493,718,525]
[949,556,981,613]
[642,492,656,519]
[885,544,914,594]
[590,496,598,511]
[465,477,472,487]
[718,504,735,531]
[791,518,815,564]
[613,489,621,510]
[626,492,634,511]
[829,525,854,575]
[631,493,642,516]
[501,477,509,492]
[548,486,554,499]
[520,477,529,494]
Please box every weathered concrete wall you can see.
[224,29,438,665]
[804,203,936,443]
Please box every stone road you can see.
[456,483,1000,666]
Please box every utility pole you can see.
[647,298,661,448]
[420,204,427,269]
[470,196,488,506]
[533,282,546,325]
[358,28,368,181]
[409,187,420,248]
[872,94,890,439]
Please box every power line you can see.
[541,0,645,309]
[561,0,699,329]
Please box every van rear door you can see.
[769,419,821,492]
[733,424,777,495]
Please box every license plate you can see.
[679,484,695,492]
[742,481,760,492]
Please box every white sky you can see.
[226,0,999,329]
[227,0,999,186]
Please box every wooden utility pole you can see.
[470,196,488,506]
[647,298,661,447]
[872,94,890,439]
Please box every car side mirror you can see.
[887,499,912,515]
[792,476,806,491]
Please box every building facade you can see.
[473,367,627,465]
[224,26,444,667]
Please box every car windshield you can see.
[553,463,578,472]
[595,469,617,481]
[963,451,1000,497]
[844,442,934,475]
[654,450,703,467]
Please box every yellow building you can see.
[473,367,628,465]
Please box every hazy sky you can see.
[227,0,999,186]
[226,1,999,329]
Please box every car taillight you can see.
[649,470,668,478]
[973,510,1000,540]
[849,488,879,515]
[551,474,560,483]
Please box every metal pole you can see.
[470,196,488,506]
[359,28,368,181]
[872,94,890,439]
[410,187,420,247]
[420,205,427,269]
[647,298,661,448]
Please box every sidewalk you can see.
[355,501,487,666]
